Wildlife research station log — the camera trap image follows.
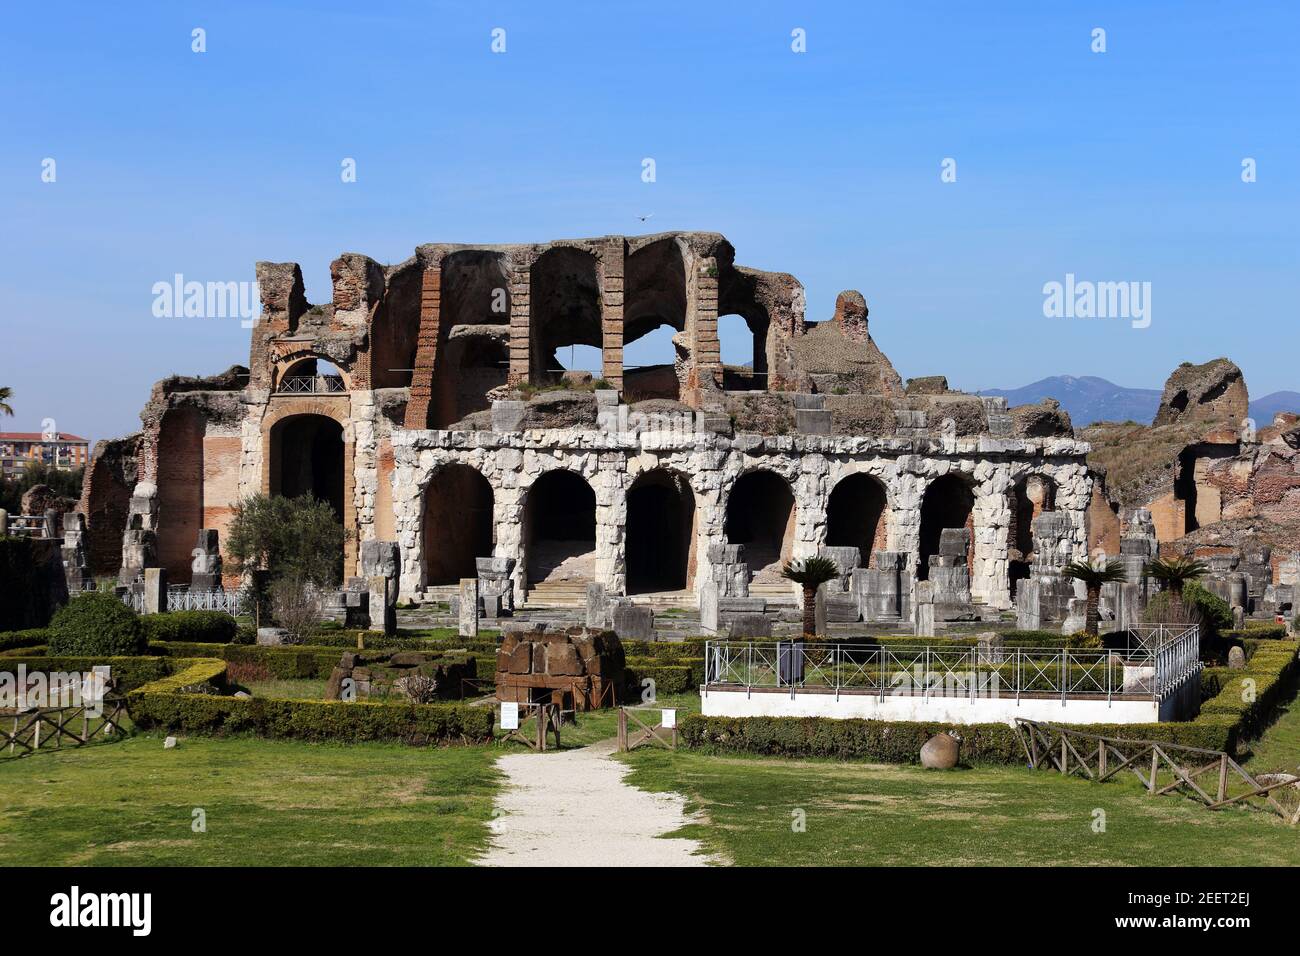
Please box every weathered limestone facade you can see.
[83,230,1094,613]
[391,425,1091,609]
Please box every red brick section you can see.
[686,259,721,401]
[508,261,532,385]
[600,238,624,389]
[403,266,442,429]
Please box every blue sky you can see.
[2,1,1297,444]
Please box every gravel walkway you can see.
[476,740,715,867]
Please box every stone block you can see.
[492,400,528,432]
[142,567,167,615]
[728,613,771,639]
[611,603,655,642]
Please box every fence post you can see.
[1218,753,1228,803]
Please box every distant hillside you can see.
[1250,390,1300,424]
[979,375,1161,427]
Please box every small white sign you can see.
[500,702,519,730]
[662,708,677,729]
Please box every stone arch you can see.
[717,265,773,391]
[825,472,889,568]
[522,468,597,590]
[626,467,697,594]
[156,406,205,585]
[623,238,687,402]
[271,352,352,392]
[529,246,601,384]
[724,468,796,582]
[422,462,495,585]
[262,401,355,571]
[918,472,975,582]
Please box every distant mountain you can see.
[1250,391,1300,425]
[979,375,1162,427]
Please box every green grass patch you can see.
[619,748,1300,866]
[243,678,327,700]
[0,734,501,866]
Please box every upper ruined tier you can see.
[241,231,1070,439]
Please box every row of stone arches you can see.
[414,465,997,597]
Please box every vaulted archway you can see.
[626,469,696,594]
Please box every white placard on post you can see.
[500,701,519,730]
[662,708,677,729]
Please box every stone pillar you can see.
[142,567,167,615]
[0,509,7,536]
[360,540,399,635]
[367,576,395,636]
[459,577,479,637]
[913,581,935,637]
[61,512,92,593]
[599,238,624,390]
[508,260,532,385]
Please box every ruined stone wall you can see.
[391,427,1091,609]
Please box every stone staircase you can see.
[748,580,796,605]
[523,580,590,608]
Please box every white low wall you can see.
[700,686,1166,725]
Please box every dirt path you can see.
[476,740,715,867]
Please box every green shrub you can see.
[128,659,492,745]
[1,655,172,691]
[141,611,238,644]
[679,714,1238,764]
[48,593,146,657]
[0,628,50,652]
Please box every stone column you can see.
[594,453,626,595]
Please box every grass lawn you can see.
[620,749,1300,866]
[242,678,327,699]
[1242,681,1300,774]
[0,734,501,866]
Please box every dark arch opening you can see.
[918,474,974,581]
[524,470,597,587]
[529,247,602,385]
[724,470,795,582]
[1008,474,1057,597]
[433,251,511,426]
[627,470,696,594]
[270,415,345,520]
[826,473,888,568]
[423,465,495,585]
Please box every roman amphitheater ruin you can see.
[79,231,1110,630]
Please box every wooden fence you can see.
[2,697,130,758]
[1014,718,1299,825]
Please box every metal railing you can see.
[276,375,345,394]
[703,627,1201,704]
[119,589,246,615]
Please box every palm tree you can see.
[781,556,841,639]
[1143,556,1209,613]
[1062,559,1128,636]
[0,387,12,417]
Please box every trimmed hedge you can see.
[1199,640,1299,741]
[0,655,172,691]
[679,713,1241,764]
[140,611,238,644]
[0,628,50,653]
[127,659,492,745]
